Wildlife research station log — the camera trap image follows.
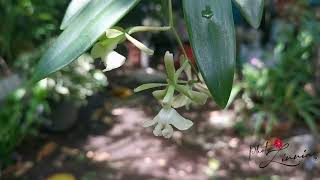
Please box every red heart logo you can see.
[274,138,283,149]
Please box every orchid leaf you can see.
[183,0,236,108]
[33,0,141,82]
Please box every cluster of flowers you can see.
[91,28,209,138]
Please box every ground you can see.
[2,69,320,180]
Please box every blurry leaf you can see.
[46,173,76,180]
[15,161,34,177]
[183,0,236,108]
[226,84,241,108]
[308,107,320,116]
[37,142,58,161]
[233,0,264,29]
[299,111,318,134]
[254,113,264,134]
[266,114,277,134]
[60,0,91,30]
[33,0,141,82]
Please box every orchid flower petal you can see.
[143,119,157,128]
[167,108,193,130]
[125,33,154,55]
[106,28,124,38]
[172,94,190,108]
[91,43,113,59]
[152,89,168,100]
[162,124,174,138]
[190,90,208,105]
[164,51,175,83]
[153,123,163,136]
[134,83,167,93]
[162,85,175,105]
[103,51,126,72]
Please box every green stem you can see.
[167,0,200,82]
[128,26,171,35]
[178,80,201,84]
[162,85,175,106]
[168,0,173,27]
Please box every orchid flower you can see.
[134,51,208,107]
[91,28,154,72]
[143,107,193,138]
[135,51,209,138]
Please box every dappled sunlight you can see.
[2,1,320,179]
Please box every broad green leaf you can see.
[60,0,91,30]
[233,0,264,29]
[32,0,141,82]
[183,0,235,108]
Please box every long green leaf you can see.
[233,0,264,29]
[60,0,91,30]
[183,0,235,108]
[32,0,140,82]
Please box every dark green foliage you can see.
[240,21,320,134]
[0,0,67,63]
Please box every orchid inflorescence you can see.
[134,52,209,138]
[89,25,208,138]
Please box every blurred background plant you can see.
[233,0,320,136]
[0,0,67,64]
[0,84,48,166]
[0,0,107,167]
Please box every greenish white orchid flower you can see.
[135,51,209,138]
[135,52,208,107]
[143,107,193,138]
[91,28,154,72]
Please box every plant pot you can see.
[45,101,80,132]
[0,74,22,103]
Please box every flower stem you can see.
[167,0,200,82]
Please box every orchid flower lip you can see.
[143,107,193,138]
